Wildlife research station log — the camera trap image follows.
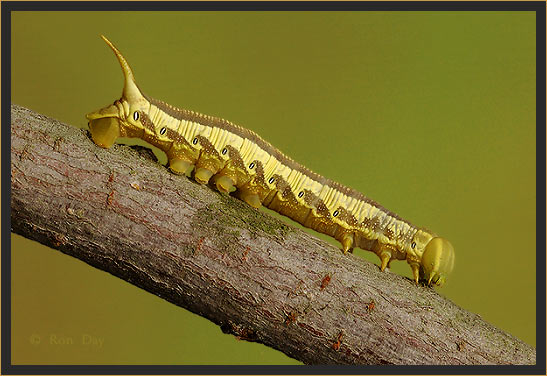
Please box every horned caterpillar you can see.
[86,36,455,286]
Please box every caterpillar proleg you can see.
[86,36,455,286]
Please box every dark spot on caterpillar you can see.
[316,201,330,216]
[139,112,155,132]
[196,138,221,157]
[133,111,139,121]
[252,163,267,186]
[221,148,227,155]
[298,191,304,198]
[337,208,359,226]
[303,191,317,206]
[249,162,255,169]
[411,242,416,249]
[159,127,166,135]
[192,137,198,145]
[268,177,275,184]
[282,186,294,199]
[333,210,339,217]
[368,216,381,231]
[170,128,190,144]
[320,274,331,290]
[274,175,289,191]
[223,145,245,170]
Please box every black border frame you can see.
[2,1,545,375]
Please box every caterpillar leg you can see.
[373,243,397,272]
[213,175,235,193]
[340,233,354,254]
[236,189,262,209]
[194,167,214,184]
[169,158,193,175]
[379,249,392,271]
[408,262,420,285]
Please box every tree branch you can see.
[10,104,535,365]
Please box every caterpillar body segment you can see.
[86,36,455,286]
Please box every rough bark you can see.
[10,104,536,365]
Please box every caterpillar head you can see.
[86,35,148,148]
[422,237,455,286]
[412,230,455,286]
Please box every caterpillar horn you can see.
[100,35,143,102]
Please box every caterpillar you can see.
[86,36,455,286]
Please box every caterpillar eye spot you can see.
[159,127,166,135]
[133,111,139,121]
[298,191,304,198]
[268,177,275,184]
[249,162,255,169]
[192,137,198,145]
[333,210,339,217]
[411,242,416,249]
[221,148,228,155]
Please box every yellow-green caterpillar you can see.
[87,36,455,286]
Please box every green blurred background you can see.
[11,11,536,364]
